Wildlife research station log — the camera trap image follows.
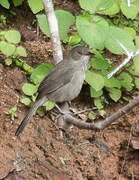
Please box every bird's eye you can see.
[78,51,82,55]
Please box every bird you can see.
[15,46,91,136]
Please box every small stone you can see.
[135,122,139,133]
[130,139,139,150]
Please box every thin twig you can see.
[58,96,139,130]
[108,39,139,79]
[127,0,131,7]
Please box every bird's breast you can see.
[57,69,85,102]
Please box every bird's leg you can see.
[67,101,71,106]
[55,102,92,115]
[54,103,64,114]
[55,102,73,132]
[54,102,71,115]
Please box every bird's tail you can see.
[15,96,46,136]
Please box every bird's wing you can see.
[37,60,75,96]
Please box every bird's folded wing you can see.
[38,60,74,95]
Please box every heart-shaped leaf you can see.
[22,83,37,96]
[27,0,43,14]
[31,63,53,84]
[37,10,75,41]
[85,70,104,91]
[120,0,139,19]
[4,30,21,44]
[76,15,109,49]
[105,26,135,54]
[0,41,16,56]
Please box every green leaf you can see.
[91,57,110,70]
[4,30,21,44]
[56,10,75,41]
[94,98,104,109]
[101,1,120,15]
[127,65,139,76]
[23,62,33,74]
[15,46,27,57]
[133,55,139,74]
[79,0,114,13]
[21,97,31,106]
[135,36,139,49]
[76,15,109,49]
[27,0,43,14]
[120,0,139,19]
[7,106,17,120]
[124,27,136,40]
[108,88,121,102]
[0,15,6,25]
[36,107,45,117]
[37,10,75,41]
[30,63,53,85]
[99,109,106,117]
[90,49,111,70]
[88,112,96,120]
[90,87,103,98]
[12,0,24,6]
[105,26,135,54]
[43,100,54,111]
[5,58,12,66]
[36,14,48,36]
[104,77,121,89]
[0,31,6,36]
[0,0,10,9]
[0,41,16,56]
[85,70,104,91]
[22,83,37,96]
[68,34,81,45]
[79,0,98,13]
[32,95,36,102]
[135,78,139,89]
[96,0,114,11]
[8,106,17,114]
[118,72,133,91]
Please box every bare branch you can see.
[127,0,131,7]
[95,96,139,130]
[116,39,131,56]
[42,0,63,64]
[134,50,139,56]
[108,55,131,79]
[58,96,139,130]
[108,39,139,79]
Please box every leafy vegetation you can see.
[7,106,17,121]
[37,10,75,41]
[21,63,54,111]
[0,30,27,57]
[0,0,43,13]
[0,0,139,114]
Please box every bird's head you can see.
[68,46,91,61]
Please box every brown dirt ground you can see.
[0,1,139,180]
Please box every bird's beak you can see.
[87,50,91,56]
[86,47,91,55]
[88,51,92,55]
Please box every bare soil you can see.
[0,1,139,180]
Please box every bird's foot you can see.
[54,103,72,115]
